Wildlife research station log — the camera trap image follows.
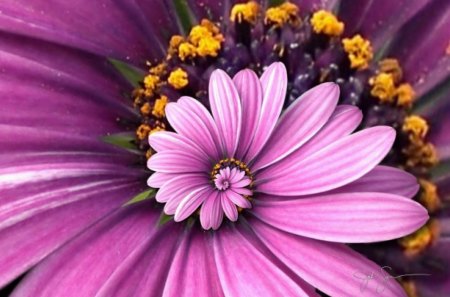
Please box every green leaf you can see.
[101,132,136,150]
[109,58,145,87]
[158,213,174,226]
[123,189,156,206]
[172,0,195,35]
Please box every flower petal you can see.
[233,69,263,159]
[209,69,242,157]
[155,173,206,203]
[251,219,409,297]
[221,194,238,222]
[162,230,224,297]
[213,224,316,297]
[149,131,209,160]
[330,165,419,198]
[200,191,223,230]
[147,172,177,188]
[174,186,211,222]
[245,62,287,162]
[252,82,339,170]
[252,192,428,243]
[147,150,211,173]
[257,126,395,196]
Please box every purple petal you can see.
[252,82,339,170]
[155,174,206,203]
[200,191,222,230]
[330,165,419,198]
[147,172,177,188]
[11,204,181,297]
[252,192,428,243]
[245,62,287,162]
[0,0,177,64]
[257,126,395,196]
[149,131,209,160]
[213,224,317,296]
[251,219,408,297]
[209,69,242,157]
[166,97,222,160]
[233,69,263,159]
[161,230,224,297]
[174,186,211,222]
[147,150,211,173]
[221,194,238,221]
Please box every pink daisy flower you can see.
[144,62,428,296]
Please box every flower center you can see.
[211,158,253,192]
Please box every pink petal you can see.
[257,126,396,196]
[147,150,211,173]
[226,190,252,208]
[330,165,419,198]
[245,63,287,162]
[147,172,177,188]
[155,174,206,203]
[251,219,408,297]
[200,191,222,230]
[252,82,339,170]
[11,204,175,297]
[233,69,263,159]
[252,192,429,243]
[165,98,221,160]
[209,69,242,157]
[149,131,209,160]
[221,195,238,221]
[174,186,211,222]
[257,104,362,179]
[161,231,224,297]
[213,224,317,296]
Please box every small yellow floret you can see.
[143,74,160,96]
[342,35,373,70]
[197,37,222,57]
[189,25,213,45]
[152,95,168,118]
[265,2,300,27]
[168,68,189,89]
[310,10,344,36]
[399,221,439,257]
[167,35,184,58]
[395,83,416,107]
[369,73,396,102]
[140,102,151,116]
[419,179,441,213]
[178,42,197,61]
[136,124,151,140]
[403,142,438,168]
[402,115,429,140]
[230,1,260,23]
[378,58,403,83]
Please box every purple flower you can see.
[0,0,448,296]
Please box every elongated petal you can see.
[174,186,211,222]
[331,165,419,198]
[257,126,395,196]
[200,191,223,230]
[147,172,177,188]
[147,150,211,173]
[233,69,263,159]
[209,69,242,157]
[221,195,238,221]
[252,82,339,170]
[213,224,315,297]
[10,203,176,297]
[155,174,206,203]
[166,98,222,159]
[162,230,224,297]
[253,192,428,243]
[245,63,287,162]
[149,131,209,160]
[251,219,408,297]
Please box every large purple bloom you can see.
[0,0,449,296]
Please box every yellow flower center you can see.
[168,68,189,89]
[143,74,160,97]
[265,2,300,27]
[402,115,429,141]
[395,83,416,107]
[230,1,260,23]
[342,34,373,70]
[419,179,441,213]
[310,10,344,36]
[398,220,439,257]
[378,58,403,83]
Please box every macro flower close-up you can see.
[0,0,449,296]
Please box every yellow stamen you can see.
[401,281,418,297]
[403,141,439,168]
[310,10,344,36]
[342,35,373,70]
[136,124,152,140]
[149,63,166,76]
[398,220,439,257]
[143,74,160,97]
[230,1,260,24]
[145,149,153,160]
[140,102,151,116]
[395,83,416,107]
[378,58,403,83]
[152,95,168,118]
[369,73,396,102]
[402,115,429,141]
[167,35,184,58]
[265,2,300,27]
[178,42,197,61]
[419,179,441,213]
[150,125,165,135]
[168,68,189,89]
[197,36,222,57]
[189,25,213,45]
